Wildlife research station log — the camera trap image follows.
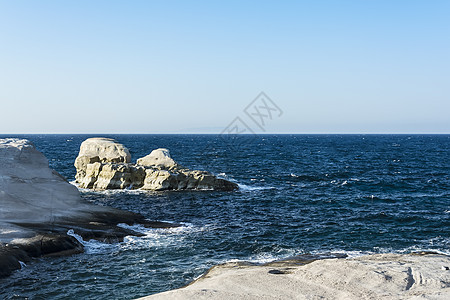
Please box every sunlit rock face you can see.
[0,138,90,235]
[74,137,131,183]
[74,138,238,192]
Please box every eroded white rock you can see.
[74,137,131,182]
[74,138,238,191]
[0,139,93,242]
[137,148,178,169]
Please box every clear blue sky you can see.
[1,0,449,133]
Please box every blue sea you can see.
[1,134,449,299]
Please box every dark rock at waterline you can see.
[1,214,179,278]
[0,234,83,278]
[13,209,179,243]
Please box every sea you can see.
[1,134,449,299]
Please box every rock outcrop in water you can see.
[0,138,176,278]
[74,138,238,191]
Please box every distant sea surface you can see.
[1,134,449,299]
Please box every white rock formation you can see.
[142,169,178,190]
[139,253,450,300]
[137,148,178,169]
[93,164,146,190]
[74,137,131,182]
[74,138,238,191]
[0,138,92,242]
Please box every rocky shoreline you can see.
[139,253,450,300]
[0,137,238,278]
[3,137,448,300]
[0,138,177,278]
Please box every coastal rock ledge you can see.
[140,253,450,300]
[74,138,238,191]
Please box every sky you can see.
[0,0,449,134]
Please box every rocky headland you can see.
[139,253,450,300]
[0,138,176,278]
[74,137,238,191]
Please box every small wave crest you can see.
[117,223,198,250]
[237,183,276,192]
[67,223,209,254]
[67,229,116,254]
[224,249,368,266]
[70,181,150,195]
[72,175,275,194]
[223,245,450,266]
[240,248,302,264]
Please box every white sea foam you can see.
[69,180,78,186]
[117,222,204,235]
[246,248,301,264]
[18,261,27,269]
[67,223,209,254]
[237,183,275,192]
[310,249,373,259]
[216,174,274,192]
[70,180,154,195]
[118,222,211,251]
[67,229,116,254]
[396,245,450,256]
[225,249,370,265]
[225,245,450,266]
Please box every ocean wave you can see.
[67,229,117,254]
[217,174,276,192]
[117,222,206,235]
[237,183,276,192]
[216,172,228,178]
[288,173,323,181]
[225,246,450,266]
[67,223,210,254]
[400,248,450,256]
[302,249,372,259]
[222,249,370,266]
[119,222,212,251]
[242,248,302,264]
[72,176,276,193]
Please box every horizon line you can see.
[1,132,449,135]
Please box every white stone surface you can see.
[137,148,178,169]
[140,254,450,300]
[0,138,99,242]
